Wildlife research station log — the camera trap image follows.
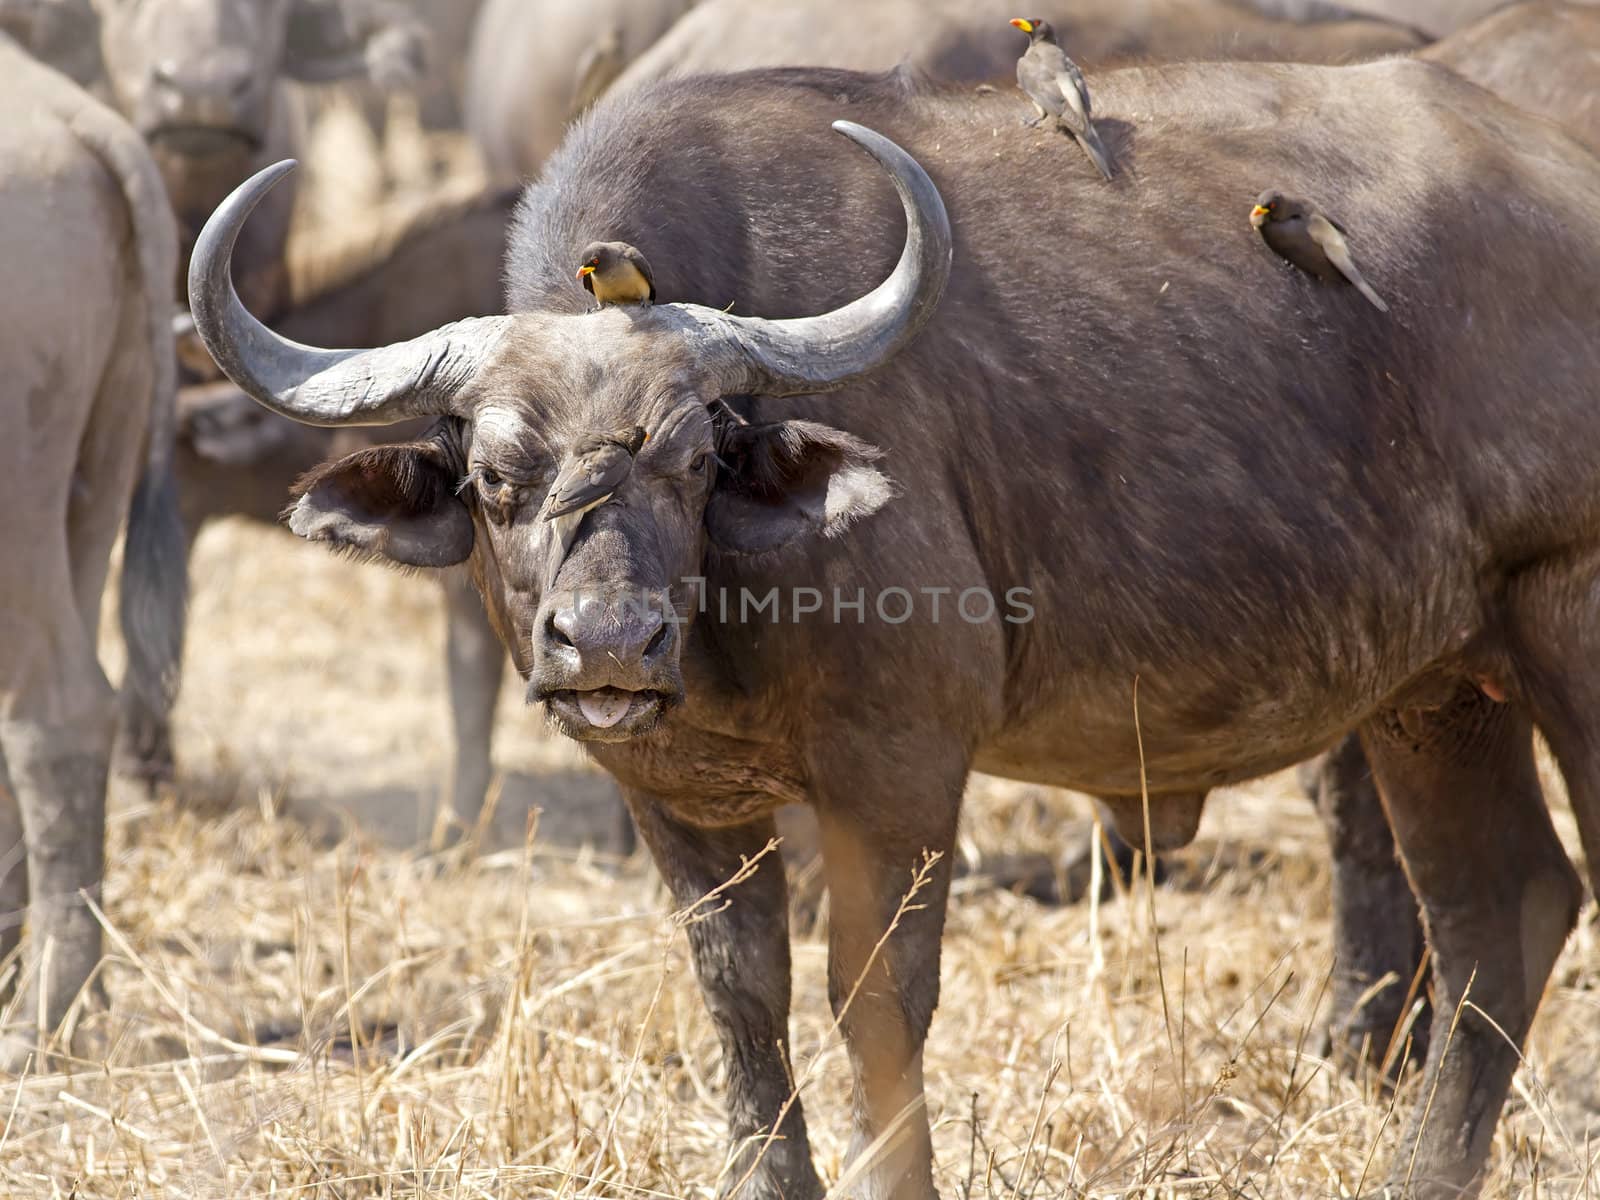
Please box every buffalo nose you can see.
[151,51,256,104]
[545,594,671,677]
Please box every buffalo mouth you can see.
[540,686,677,743]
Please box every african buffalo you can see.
[462,0,696,183]
[1301,0,1600,1067]
[29,0,531,823]
[610,0,1424,97]
[613,0,1434,1067]
[0,31,184,1069]
[189,61,1600,1200]
[1420,0,1600,154]
[79,0,428,316]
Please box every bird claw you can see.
[1022,117,1044,128]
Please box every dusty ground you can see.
[3,97,1598,1200]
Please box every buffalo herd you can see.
[2,1,1598,1197]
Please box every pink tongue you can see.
[578,690,631,729]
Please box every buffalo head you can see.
[91,0,425,159]
[186,121,951,742]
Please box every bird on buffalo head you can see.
[1010,17,1113,181]
[540,426,650,573]
[576,241,656,309]
[1251,191,1390,313]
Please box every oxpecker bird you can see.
[576,241,656,309]
[1010,17,1114,181]
[1251,191,1390,313]
[542,426,650,573]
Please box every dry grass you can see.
[6,100,1597,1200]
[2,520,1595,1198]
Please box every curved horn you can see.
[690,121,953,397]
[187,160,511,427]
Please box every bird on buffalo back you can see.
[1010,17,1113,181]
[576,241,656,309]
[1250,191,1390,313]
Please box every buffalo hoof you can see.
[112,743,174,791]
[115,700,175,792]
[1320,990,1430,1085]
[718,1138,824,1200]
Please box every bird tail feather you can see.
[1355,276,1390,313]
[1082,124,1114,181]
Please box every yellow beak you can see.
[1010,18,1033,32]
[1250,205,1270,220]
[576,264,597,279]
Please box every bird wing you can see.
[621,246,657,301]
[1060,57,1093,120]
[545,445,634,519]
[1017,53,1066,116]
[1053,71,1091,137]
[1308,214,1390,312]
[1307,214,1352,262]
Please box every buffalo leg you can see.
[442,570,503,830]
[0,645,116,1070]
[1309,733,1429,1074]
[625,794,821,1200]
[812,750,963,1200]
[1359,687,1580,1199]
[0,770,22,991]
[1506,566,1600,906]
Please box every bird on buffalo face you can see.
[576,241,656,309]
[541,426,650,570]
[1250,191,1390,313]
[1009,17,1114,181]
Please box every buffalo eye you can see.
[477,466,503,489]
[689,453,709,475]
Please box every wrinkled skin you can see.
[0,34,181,1071]
[193,64,1600,1200]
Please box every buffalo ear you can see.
[287,434,473,568]
[705,419,894,557]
